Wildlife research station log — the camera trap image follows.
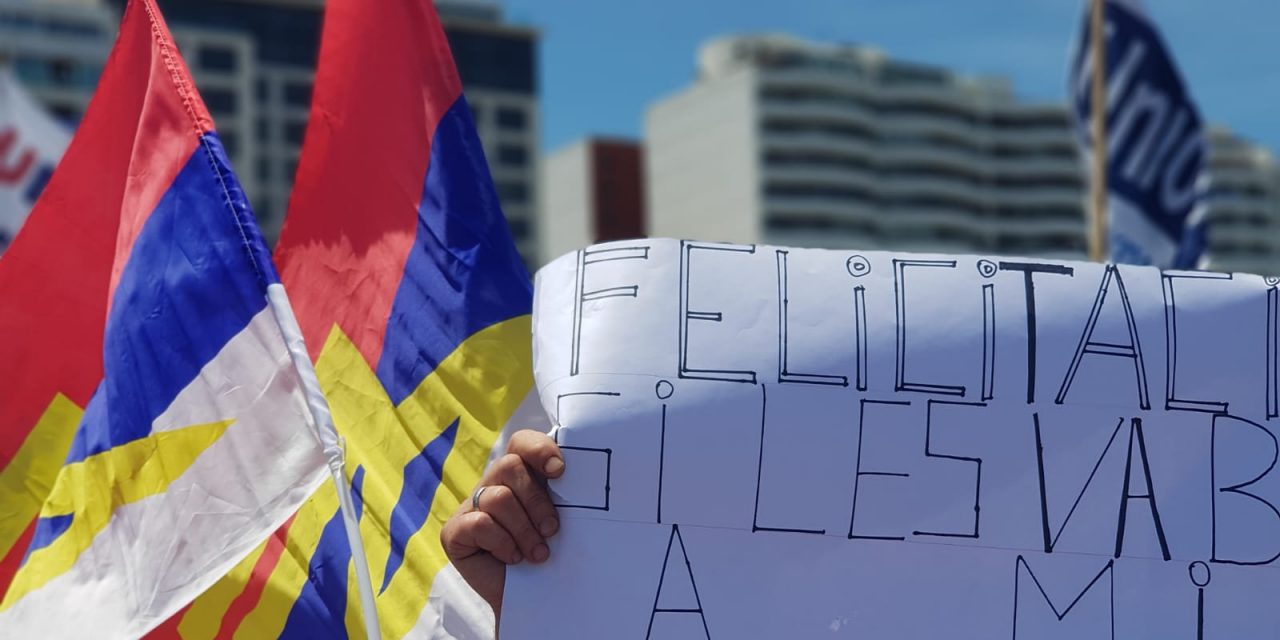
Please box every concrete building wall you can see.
[539,137,646,263]
[645,65,760,244]
[539,139,592,263]
[468,85,539,265]
[1206,129,1280,275]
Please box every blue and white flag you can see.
[1069,0,1208,268]
[0,66,70,254]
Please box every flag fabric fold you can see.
[162,0,541,637]
[0,0,329,635]
[1069,0,1209,268]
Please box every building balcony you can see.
[761,130,879,162]
[760,101,877,135]
[878,176,988,206]
[989,155,1081,178]
[765,165,880,193]
[991,188,1082,209]
[877,144,986,175]
[881,114,987,147]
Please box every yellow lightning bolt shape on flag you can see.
[0,394,83,565]
[185,315,532,639]
[1,417,236,609]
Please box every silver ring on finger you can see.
[472,485,488,511]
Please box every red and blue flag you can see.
[161,0,538,637]
[0,1,329,635]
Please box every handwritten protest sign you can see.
[504,238,1280,638]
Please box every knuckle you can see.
[512,517,537,539]
[494,532,517,555]
[441,515,476,553]
[496,453,525,477]
[461,510,492,532]
[523,490,553,516]
[507,430,536,451]
[485,485,514,506]
[509,431,554,461]
[523,482,551,504]
[532,436,556,456]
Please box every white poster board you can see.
[504,239,1280,638]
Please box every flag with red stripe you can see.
[160,0,538,637]
[0,0,329,635]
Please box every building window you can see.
[49,58,75,85]
[284,82,311,108]
[255,78,269,103]
[443,30,536,93]
[204,89,238,114]
[285,121,308,146]
[50,104,80,125]
[198,46,238,72]
[469,103,482,125]
[256,157,271,182]
[256,117,270,141]
[253,196,273,227]
[507,216,529,240]
[496,180,529,205]
[220,131,240,158]
[498,144,528,167]
[12,57,46,85]
[496,107,527,131]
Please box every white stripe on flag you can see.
[0,306,328,637]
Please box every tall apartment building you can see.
[1205,129,1280,275]
[0,0,116,124]
[647,35,1280,272]
[540,137,645,263]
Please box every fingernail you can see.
[543,457,564,476]
[539,518,559,537]
[532,543,549,563]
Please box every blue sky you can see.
[502,0,1280,154]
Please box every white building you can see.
[540,137,645,263]
[1205,129,1280,275]
[647,34,1280,272]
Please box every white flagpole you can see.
[266,283,382,640]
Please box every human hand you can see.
[440,430,564,619]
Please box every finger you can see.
[507,430,565,479]
[441,510,523,565]
[489,453,560,539]
[475,484,548,563]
